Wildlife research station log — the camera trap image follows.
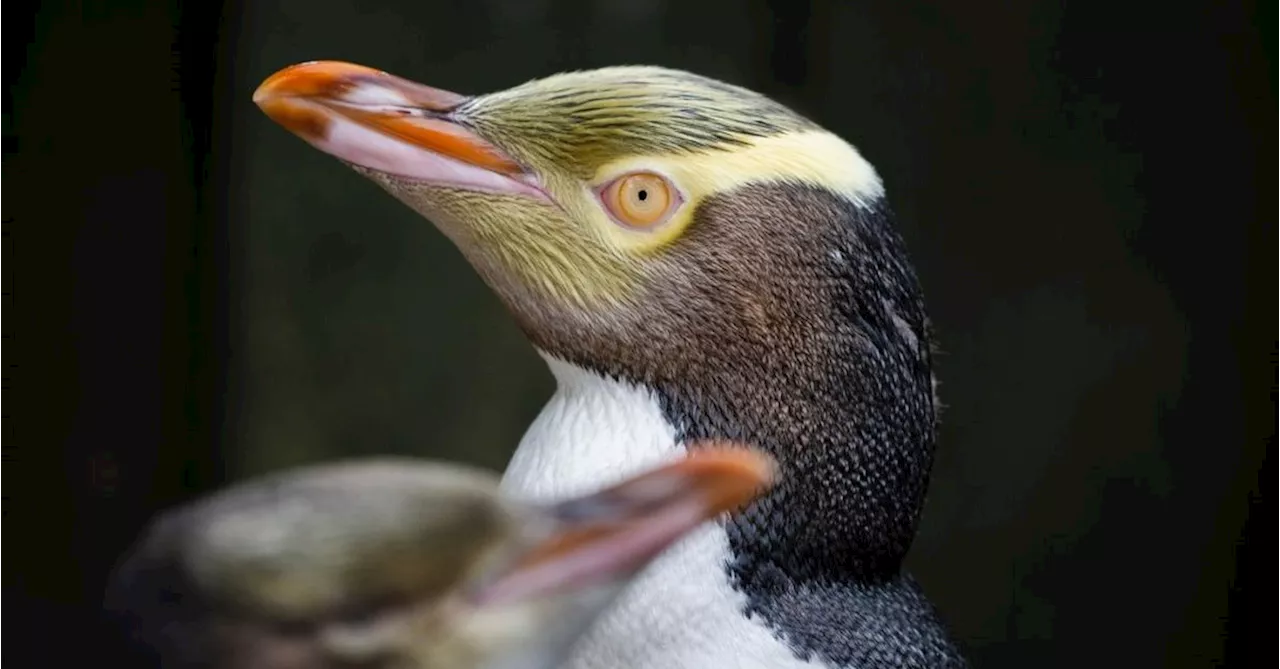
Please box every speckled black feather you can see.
[516,183,967,667]
[655,190,964,668]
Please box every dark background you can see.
[6,0,1275,667]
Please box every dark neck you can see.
[654,328,936,583]
[657,195,938,583]
[642,187,958,666]
[523,183,939,582]
[512,183,958,666]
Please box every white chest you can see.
[499,354,817,669]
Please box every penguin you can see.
[104,448,775,669]
[253,61,967,668]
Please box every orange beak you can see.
[472,444,777,605]
[253,60,542,197]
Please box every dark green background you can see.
[8,0,1274,667]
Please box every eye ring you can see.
[598,171,683,229]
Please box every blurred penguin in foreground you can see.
[106,445,775,669]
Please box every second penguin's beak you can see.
[474,446,776,605]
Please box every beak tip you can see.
[698,442,779,489]
[251,60,372,106]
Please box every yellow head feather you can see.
[364,66,883,309]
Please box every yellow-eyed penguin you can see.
[253,61,967,668]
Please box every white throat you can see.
[499,353,817,669]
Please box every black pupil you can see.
[637,190,648,201]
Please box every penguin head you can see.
[252,62,887,379]
[254,61,938,580]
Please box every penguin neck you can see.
[495,186,958,666]
[499,351,955,669]
[502,335,932,584]
[501,190,939,583]
[500,353,822,669]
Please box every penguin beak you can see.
[252,60,545,198]
[473,446,776,605]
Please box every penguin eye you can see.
[599,171,681,229]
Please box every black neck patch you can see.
[512,182,965,666]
